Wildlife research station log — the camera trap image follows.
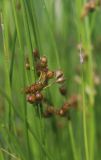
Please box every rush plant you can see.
[0,0,101,160]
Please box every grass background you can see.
[0,0,101,160]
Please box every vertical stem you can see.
[68,121,79,160]
[81,65,89,160]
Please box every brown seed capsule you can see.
[46,106,55,114]
[25,86,31,94]
[27,95,36,104]
[43,106,55,117]
[40,56,47,67]
[56,77,65,84]
[35,92,43,102]
[30,84,36,93]
[55,70,64,79]
[33,49,40,59]
[25,57,30,70]
[46,70,54,79]
[58,109,66,116]
[34,82,44,91]
[59,85,67,96]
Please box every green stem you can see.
[68,121,79,160]
[81,64,89,160]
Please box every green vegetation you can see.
[0,0,101,160]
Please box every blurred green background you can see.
[0,0,101,160]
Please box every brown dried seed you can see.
[46,106,55,113]
[40,56,47,67]
[55,70,64,79]
[25,86,31,94]
[34,82,44,91]
[35,92,43,101]
[43,106,55,117]
[56,77,65,84]
[27,95,36,104]
[58,109,66,116]
[59,85,67,96]
[46,70,54,79]
[30,84,36,93]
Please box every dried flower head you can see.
[59,85,67,96]
[56,77,65,84]
[40,56,47,67]
[46,70,54,79]
[55,70,64,79]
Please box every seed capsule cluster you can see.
[25,49,79,118]
[43,95,79,118]
[25,55,52,104]
[25,49,67,105]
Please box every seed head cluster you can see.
[25,49,79,118]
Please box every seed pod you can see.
[25,86,31,94]
[59,85,67,96]
[55,70,64,79]
[27,95,36,104]
[35,92,43,102]
[40,56,47,67]
[30,84,39,93]
[46,106,55,114]
[34,82,44,91]
[43,106,54,117]
[58,109,66,116]
[56,77,65,84]
[46,70,54,79]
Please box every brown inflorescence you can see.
[24,49,79,119]
[42,95,79,118]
